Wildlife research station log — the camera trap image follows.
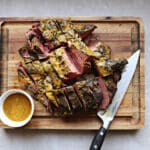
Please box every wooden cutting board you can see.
[0,17,145,130]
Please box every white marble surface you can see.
[0,0,149,149]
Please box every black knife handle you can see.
[90,126,107,150]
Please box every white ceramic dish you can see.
[0,89,34,127]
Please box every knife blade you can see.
[90,50,140,150]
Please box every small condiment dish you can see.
[0,89,34,127]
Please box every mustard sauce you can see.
[3,94,31,122]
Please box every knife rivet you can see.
[94,145,98,149]
[100,132,104,136]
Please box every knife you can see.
[90,50,140,150]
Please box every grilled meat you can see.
[87,78,103,105]
[18,19,128,116]
[104,77,117,100]
[68,46,91,73]
[53,89,72,115]
[49,47,81,80]
[17,63,53,112]
[37,93,54,113]
[40,19,97,41]
[95,59,127,77]
[64,86,83,112]
[26,26,50,58]
[25,19,98,60]
[74,80,98,112]
[72,24,97,39]
[68,38,101,58]
[19,45,38,63]
[17,62,35,89]
[26,60,45,75]
[39,19,60,41]
[42,60,63,89]
[30,36,50,58]
[46,91,58,107]
[87,40,128,77]
[96,77,110,109]
[88,41,111,59]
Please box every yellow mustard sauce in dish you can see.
[3,94,31,122]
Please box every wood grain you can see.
[0,17,145,130]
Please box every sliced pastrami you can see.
[86,41,114,77]
[96,77,110,109]
[49,50,67,80]
[18,62,30,78]
[74,81,98,112]
[64,86,83,113]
